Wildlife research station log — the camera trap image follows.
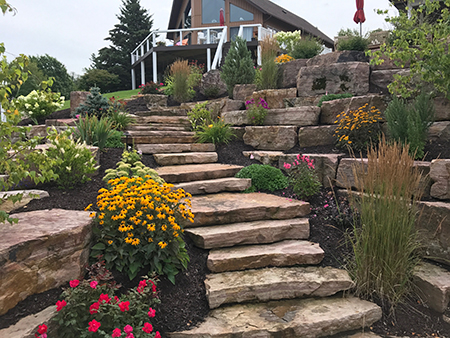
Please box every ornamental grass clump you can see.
[235,164,288,192]
[170,59,191,103]
[334,103,383,152]
[195,119,235,145]
[283,154,321,200]
[245,98,269,125]
[347,138,422,309]
[90,176,193,283]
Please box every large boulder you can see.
[430,159,450,199]
[434,96,450,121]
[233,84,257,101]
[279,59,308,89]
[200,70,227,98]
[246,88,297,109]
[369,69,410,95]
[298,125,337,148]
[297,62,370,97]
[243,126,297,151]
[0,209,93,316]
[70,91,89,113]
[306,51,369,67]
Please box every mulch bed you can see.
[1,140,450,337]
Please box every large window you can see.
[230,27,253,41]
[230,4,254,22]
[202,0,225,24]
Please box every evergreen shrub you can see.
[235,164,288,192]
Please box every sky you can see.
[0,0,398,76]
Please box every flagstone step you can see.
[205,266,354,309]
[188,192,310,227]
[207,240,324,273]
[137,143,215,154]
[154,152,218,166]
[167,296,382,338]
[126,135,196,144]
[186,218,309,249]
[132,115,190,125]
[174,177,251,196]
[156,164,243,184]
[133,108,187,117]
[127,124,189,132]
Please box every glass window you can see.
[230,27,253,41]
[202,0,225,24]
[230,4,254,22]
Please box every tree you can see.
[370,0,450,99]
[0,0,15,15]
[76,68,120,93]
[91,0,153,91]
[220,36,255,98]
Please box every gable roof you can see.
[168,0,333,47]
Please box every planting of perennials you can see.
[283,154,321,200]
[89,176,194,283]
[245,98,269,125]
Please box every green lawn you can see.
[59,89,141,111]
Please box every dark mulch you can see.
[1,140,450,337]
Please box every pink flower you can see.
[75,114,80,119]
[148,307,156,318]
[142,322,153,333]
[112,328,122,337]
[155,332,161,338]
[99,293,111,304]
[88,320,101,332]
[119,301,130,312]
[250,154,254,159]
[124,325,133,334]
[324,204,329,208]
[283,163,291,170]
[90,281,98,289]
[159,82,164,86]
[90,301,100,314]
[69,279,79,288]
[296,154,300,160]
[56,299,67,311]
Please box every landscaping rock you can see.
[137,143,215,154]
[369,69,410,95]
[0,305,56,338]
[186,218,309,249]
[141,94,168,108]
[0,209,93,316]
[168,297,382,338]
[223,98,244,112]
[430,159,450,199]
[306,51,369,67]
[156,163,243,183]
[428,122,450,142]
[153,152,218,166]
[298,62,370,97]
[189,192,310,227]
[0,190,49,213]
[200,69,227,97]
[207,240,324,272]
[370,53,409,71]
[413,262,450,313]
[70,91,89,113]
[174,177,251,195]
[242,151,284,165]
[298,125,337,147]
[434,96,450,121]
[284,95,322,107]
[279,59,308,88]
[243,126,297,150]
[231,126,245,140]
[205,266,353,309]
[247,88,297,109]
[233,84,256,100]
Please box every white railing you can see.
[237,24,274,65]
[211,26,227,70]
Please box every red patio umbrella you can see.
[220,8,225,26]
[353,0,366,36]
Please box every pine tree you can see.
[220,36,255,98]
[91,0,153,91]
[73,87,110,117]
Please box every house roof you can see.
[168,0,333,47]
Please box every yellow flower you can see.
[131,238,140,246]
[161,224,167,231]
[108,240,113,245]
[89,212,96,218]
[208,124,213,128]
[158,241,168,249]
[84,204,92,211]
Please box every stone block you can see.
[0,190,49,213]
[200,69,227,97]
[284,96,322,107]
[428,121,450,142]
[243,126,297,150]
[298,125,337,148]
[430,159,450,199]
[246,88,298,109]
[242,151,284,165]
[298,62,370,97]
[279,59,308,88]
[223,98,244,112]
[413,262,450,312]
[306,51,369,67]
[434,96,450,121]
[70,91,89,113]
[369,69,410,95]
[233,84,257,100]
[141,94,167,108]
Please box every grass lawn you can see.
[59,89,141,110]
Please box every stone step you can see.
[133,108,187,116]
[205,266,354,309]
[125,130,195,137]
[156,164,243,184]
[186,218,309,249]
[154,152,218,166]
[127,124,189,132]
[137,143,215,154]
[126,135,196,144]
[174,177,251,196]
[132,115,190,125]
[207,240,324,273]
[167,296,382,338]
[189,192,310,227]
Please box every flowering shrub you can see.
[334,104,383,152]
[283,154,321,200]
[195,119,235,145]
[139,82,163,95]
[245,98,269,125]
[13,89,64,124]
[274,30,302,54]
[44,261,161,338]
[89,176,192,282]
[275,54,295,64]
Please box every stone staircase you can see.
[124,104,382,337]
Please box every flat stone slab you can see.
[190,192,311,227]
[0,190,49,213]
[413,262,450,313]
[242,151,284,165]
[168,296,382,338]
[137,143,215,154]
[243,126,298,151]
[186,218,309,249]
[156,164,243,183]
[174,177,251,196]
[0,209,93,316]
[205,266,354,309]
[154,152,218,166]
[133,115,190,124]
[298,125,338,148]
[126,124,189,132]
[207,240,324,273]
[0,305,56,338]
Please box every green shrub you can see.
[221,36,255,98]
[283,155,321,200]
[384,92,434,159]
[235,164,288,192]
[203,85,220,98]
[74,115,115,150]
[45,127,99,189]
[108,109,134,131]
[245,98,269,125]
[73,87,110,118]
[13,89,64,124]
[104,130,125,148]
[347,139,422,307]
[90,175,192,282]
[187,101,213,131]
[337,36,369,52]
[188,60,204,89]
[317,93,353,107]
[289,36,324,59]
[195,119,235,145]
[258,36,279,90]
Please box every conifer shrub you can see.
[73,87,110,118]
[235,164,288,192]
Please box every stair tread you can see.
[137,143,215,154]
[154,152,218,166]
[156,164,243,183]
[174,177,251,196]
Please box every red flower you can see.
[155,331,161,338]
[37,324,47,334]
[148,307,156,318]
[142,322,153,333]
[124,324,133,333]
[119,301,130,312]
[149,280,157,293]
[89,301,100,314]
[69,279,79,288]
[114,296,120,303]
[56,300,67,311]
[98,293,111,304]
[88,319,101,332]
[112,328,122,337]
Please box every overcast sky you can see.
[0,0,398,76]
